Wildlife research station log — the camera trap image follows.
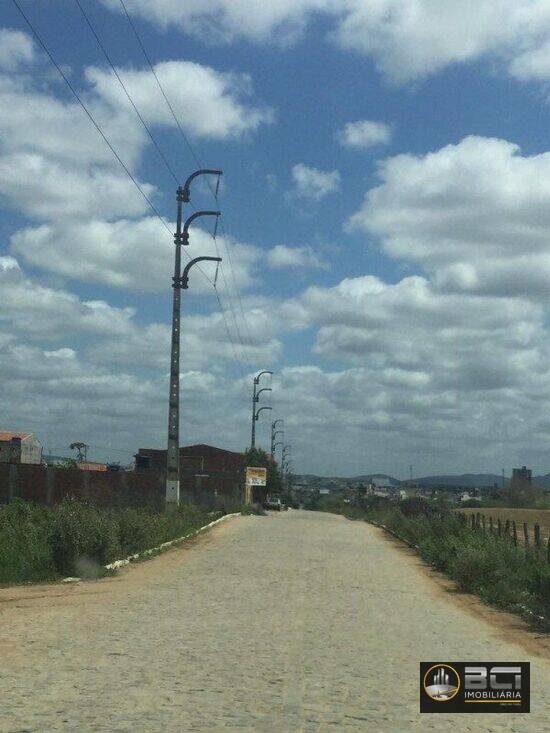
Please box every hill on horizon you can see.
[296,471,550,489]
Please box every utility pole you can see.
[166,169,222,511]
[250,371,273,450]
[282,445,291,492]
[271,419,284,457]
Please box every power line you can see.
[74,0,179,185]
[218,216,259,361]
[118,0,202,174]
[117,0,258,369]
[11,0,219,290]
[14,0,254,380]
[11,0,171,234]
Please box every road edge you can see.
[60,512,242,583]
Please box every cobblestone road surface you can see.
[1,511,550,732]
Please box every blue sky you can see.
[5,1,550,477]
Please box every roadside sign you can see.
[246,466,267,486]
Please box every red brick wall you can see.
[0,462,243,509]
[0,463,164,508]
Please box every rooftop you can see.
[0,430,31,442]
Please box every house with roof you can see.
[0,431,43,464]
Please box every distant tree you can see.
[503,482,543,508]
[58,458,77,470]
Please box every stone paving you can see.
[1,510,549,732]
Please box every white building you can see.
[0,431,43,464]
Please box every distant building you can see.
[459,491,481,503]
[135,444,246,497]
[511,466,532,488]
[0,431,43,464]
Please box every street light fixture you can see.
[250,371,273,450]
[271,419,284,456]
[166,169,222,511]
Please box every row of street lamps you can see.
[251,374,291,469]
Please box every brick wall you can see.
[0,463,243,511]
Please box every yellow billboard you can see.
[246,466,267,486]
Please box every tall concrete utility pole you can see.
[166,169,222,511]
[250,370,273,450]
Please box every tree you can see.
[503,482,543,508]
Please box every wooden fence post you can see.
[512,520,517,546]
[504,519,510,538]
[481,514,486,531]
[547,535,550,564]
[471,514,476,530]
[535,524,541,551]
[489,516,493,533]
[523,522,529,547]
[497,518,502,537]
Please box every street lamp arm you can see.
[254,406,272,420]
[273,429,284,438]
[182,169,223,202]
[255,387,272,401]
[254,370,273,384]
[272,419,284,429]
[181,256,221,289]
[183,210,220,234]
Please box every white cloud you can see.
[349,135,550,299]
[11,218,261,293]
[333,0,520,83]
[509,41,550,81]
[0,255,136,340]
[0,29,34,70]
[291,163,341,201]
[337,120,392,149]
[0,153,153,221]
[101,0,336,43]
[274,271,550,473]
[267,244,327,270]
[85,61,273,140]
[101,0,550,85]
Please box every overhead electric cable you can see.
[74,0,179,185]
[117,0,258,369]
[11,0,218,288]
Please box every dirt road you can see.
[1,511,550,732]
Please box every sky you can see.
[5,2,550,477]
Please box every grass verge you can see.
[339,501,550,631]
[0,498,220,584]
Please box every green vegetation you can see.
[320,495,550,630]
[0,498,215,584]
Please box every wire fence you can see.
[458,511,550,563]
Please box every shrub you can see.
[0,500,56,584]
[0,499,212,584]
[50,499,121,577]
[398,497,434,517]
[360,504,550,631]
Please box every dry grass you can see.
[459,507,550,545]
